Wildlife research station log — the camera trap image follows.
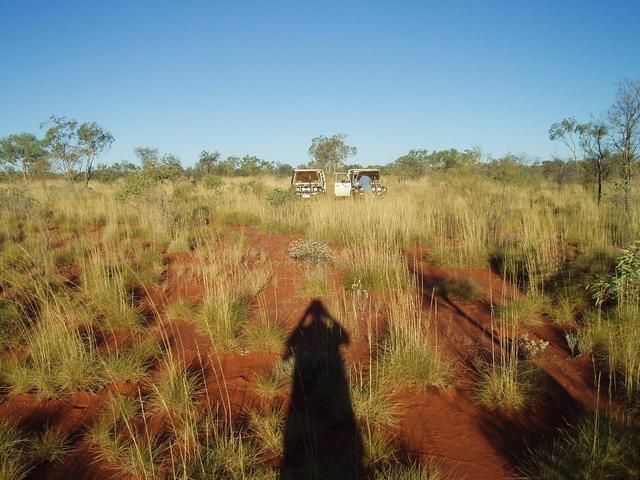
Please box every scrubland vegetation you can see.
[0,163,637,478]
[1,80,639,478]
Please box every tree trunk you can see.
[84,151,94,186]
[623,157,631,223]
[597,162,602,206]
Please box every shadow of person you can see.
[279,300,365,479]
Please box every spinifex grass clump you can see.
[475,358,539,411]
[379,292,450,389]
[287,239,332,265]
[2,293,104,398]
[193,429,260,479]
[380,330,449,389]
[434,277,481,301]
[0,422,29,480]
[371,463,443,480]
[80,248,144,331]
[242,320,286,353]
[0,299,26,350]
[253,358,294,399]
[361,427,396,471]
[247,405,285,456]
[149,360,202,419]
[523,413,640,479]
[298,268,332,297]
[100,337,161,383]
[349,373,400,430]
[198,287,253,350]
[341,243,410,294]
[85,395,140,465]
[28,427,70,465]
[497,296,544,328]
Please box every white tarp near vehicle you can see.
[334,168,387,196]
[291,169,326,198]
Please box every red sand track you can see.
[0,227,601,479]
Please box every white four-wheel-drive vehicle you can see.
[291,169,327,197]
[334,168,387,196]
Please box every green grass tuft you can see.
[242,320,286,353]
[371,462,443,480]
[475,359,539,411]
[28,428,69,464]
[379,330,450,389]
[497,297,544,327]
[0,422,28,480]
[523,413,640,479]
[434,277,481,301]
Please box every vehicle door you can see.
[334,172,351,196]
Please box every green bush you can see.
[202,174,223,190]
[116,164,180,202]
[591,241,640,307]
[265,188,296,208]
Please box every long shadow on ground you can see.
[279,300,365,480]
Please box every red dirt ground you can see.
[0,227,605,479]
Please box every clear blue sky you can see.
[1,1,639,167]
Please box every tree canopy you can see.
[308,134,357,173]
[0,133,48,181]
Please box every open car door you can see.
[334,172,351,196]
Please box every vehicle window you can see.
[294,171,320,182]
[356,171,380,181]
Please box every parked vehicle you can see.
[334,168,387,196]
[291,169,326,197]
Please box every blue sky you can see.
[1,1,639,167]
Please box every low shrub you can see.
[287,239,332,265]
[265,188,296,208]
[518,333,549,359]
[202,174,223,190]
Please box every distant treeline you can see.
[1,79,639,212]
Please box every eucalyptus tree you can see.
[579,121,609,205]
[549,117,582,180]
[77,122,114,186]
[42,115,80,178]
[608,79,640,221]
[0,133,47,182]
[134,146,160,169]
[308,134,357,174]
[197,150,221,174]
